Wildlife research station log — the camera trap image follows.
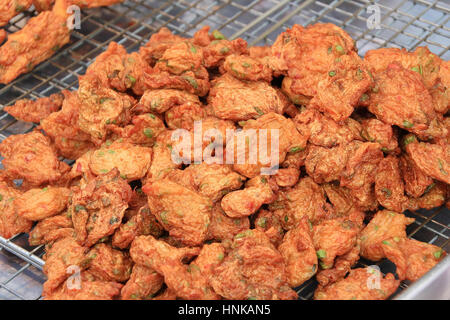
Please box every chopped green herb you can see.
[335,44,344,53]
[316,249,327,259]
[109,216,119,225]
[148,113,156,119]
[329,70,336,77]
[381,188,392,198]
[327,46,332,54]
[257,217,267,228]
[402,120,414,128]
[15,4,25,12]
[242,62,251,68]
[217,253,224,261]
[182,76,198,89]
[289,146,304,153]
[97,151,105,157]
[75,205,86,212]
[220,47,230,54]
[254,107,264,116]
[212,30,226,40]
[143,128,153,138]
[189,45,197,54]
[107,150,115,154]
[238,121,247,127]
[438,159,447,175]
[403,135,416,146]
[126,74,136,87]
[382,240,391,246]
[260,177,267,184]
[424,183,435,194]
[360,93,369,102]
[42,187,48,192]
[160,211,169,224]
[433,249,443,259]
[284,215,289,223]
[0,194,2,201]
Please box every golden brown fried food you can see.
[144,130,181,183]
[206,204,250,241]
[33,0,123,11]
[254,209,285,247]
[374,156,408,212]
[223,54,272,82]
[137,88,200,114]
[381,237,446,281]
[42,237,89,297]
[406,142,450,184]
[305,144,349,184]
[29,214,73,246]
[368,62,446,139]
[121,265,163,300]
[316,240,360,286]
[210,229,297,300]
[70,168,132,247]
[130,235,217,300]
[399,153,434,198]
[270,177,329,228]
[78,73,136,145]
[360,210,414,261]
[0,179,32,239]
[112,205,163,249]
[360,118,398,153]
[0,0,70,84]
[294,108,362,148]
[340,141,383,190]
[271,23,354,94]
[40,90,95,160]
[313,219,359,270]
[142,178,212,246]
[278,217,317,287]
[4,92,65,123]
[89,140,152,181]
[165,102,206,130]
[365,46,443,90]
[110,113,165,147]
[273,167,300,187]
[322,183,354,217]
[85,243,133,282]
[139,27,185,65]
[309,52,373,122]
[221,175,275,218]
[314,268,399,300]
[168,163,244,203]
[230,112,307,178]
[14,186,70,221]
[45,276,123,300]
[0,130,70,187]
[0,0,32,27]
[85,42,151,96]
[208,74,290,121]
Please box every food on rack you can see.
[0,22,448,301]
[314,268,400,300]
[4,92,65,123]
[0,0,33,27]
[0,0,125,84]
[33,0,123,12]
[0,0,71,84]
[0,130,70,187]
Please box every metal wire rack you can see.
[0,0,449,300]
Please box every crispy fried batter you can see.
[360,210,414,261]
[0,179,32,239]
[85,243,133,282]
[279,217,317,287]
[314,268,399,300]
[142,178,212,246]
[0,0,33,27]
[29,214,73,246]
[121,265,163,300]
[70,168,132,247]
[206,204,250,241]
[406,141,450,184]
[0,0,70,84]
[4,92,64,123]
[0,130,70,187]
[210,229,297,300]
[14,186,70,221]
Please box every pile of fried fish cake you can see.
[0,22,448,300]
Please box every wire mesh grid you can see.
[0,0,449,300]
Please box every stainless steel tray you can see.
[0,0,449,300]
